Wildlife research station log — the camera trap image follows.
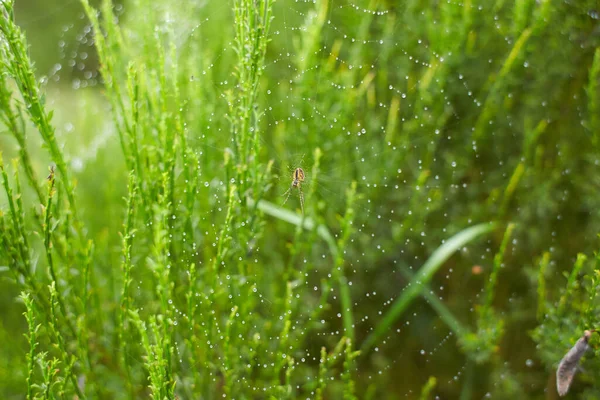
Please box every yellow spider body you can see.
[283,167,305,213]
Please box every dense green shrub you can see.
[0,0,599,398]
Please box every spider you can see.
[282,167,305,213]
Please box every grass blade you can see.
[360,222,496,354]
[252,198,338,258]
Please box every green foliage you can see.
[0,0,600,398]
[532,252,600,397]
[419,376,437,400]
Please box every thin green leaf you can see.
[360,222,496,354]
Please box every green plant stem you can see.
[0,1,78,219]
[483,223,515,313]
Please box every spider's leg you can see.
[282,186,292,205]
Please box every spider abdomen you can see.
[293,168,305,187]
